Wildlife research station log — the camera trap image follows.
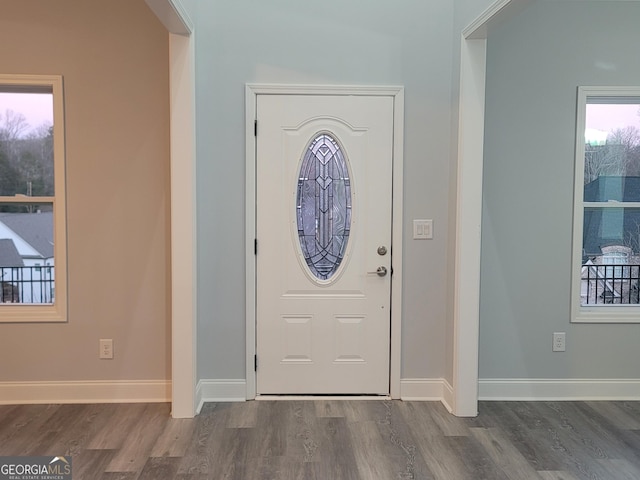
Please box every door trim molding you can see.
[146,0,197,418]
[452,0,534,417]
[245,84,404,399]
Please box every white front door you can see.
[256,94,393,394]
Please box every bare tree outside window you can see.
[0,93,54,201]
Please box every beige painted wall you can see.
[0,0,171,383]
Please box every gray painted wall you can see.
[192,0,457,382]
[481,1,640,379]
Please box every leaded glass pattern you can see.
[296,133,352,281]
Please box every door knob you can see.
[367,266,388,277]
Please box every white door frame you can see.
[245,84,405,399]
[453,0,534,416]
[144,0,197,418]
[148,0,531,417]
[167,31,197,418]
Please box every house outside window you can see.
[0,75,66,322]
[602,246,629,277]
[572,86,640,323]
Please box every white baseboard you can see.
[400,377,454,410]
[479,378,640,401]
[0,380,171,405]
[441,378,455,412]
[196,379,246,413]
[400,378,447,401]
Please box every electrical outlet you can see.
[552,332,566,352]
[99,339,113,359]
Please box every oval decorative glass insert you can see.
[296,133,352,281]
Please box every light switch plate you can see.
[413,219,433,240]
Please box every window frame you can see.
[572,86,640,323]
[0,74,67,323]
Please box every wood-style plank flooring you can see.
[1,400,640,479]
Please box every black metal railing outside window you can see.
[582,264,640,305]
[0,266,55,304]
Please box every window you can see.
[572,86,640,322]
[0,75,66,322]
